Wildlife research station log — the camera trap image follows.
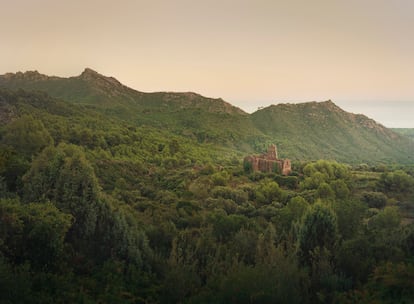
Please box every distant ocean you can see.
[336,101,414,128]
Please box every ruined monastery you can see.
[244,144,291,175]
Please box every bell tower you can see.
[267,144,278,160]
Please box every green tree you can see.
[23,143,101,241]
[298,202,338,265]
[316,182,335,200]
[331,179,350,199]
[334,199,366,240]
[368,206,400,231]
[93,197,152,268]
[274,196,309,234]
[301,160,350,190]
[0,146,30,192]
[0,199,72,271]
[255,179,283,205]
[211,213,248,242]
[2,114,53,159]
[340,262,414,303]
[361,191,387,209]
[19,202,72,271]
[377,170,414,194]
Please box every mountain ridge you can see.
[0,68,245,115]
[0,68,412,164]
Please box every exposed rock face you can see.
[1,70,57,82]
[244,144,291,175]
[79,68,123,87]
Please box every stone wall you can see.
[244,144,291,175]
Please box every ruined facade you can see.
[244,144,291,175]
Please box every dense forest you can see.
[1,84,414,303]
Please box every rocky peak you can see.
[78,68,123,88]
[319,99,342,110]
[79,68,107,81]
[2,70,50,81]
[265,100,343,113]
[80,67,100,77]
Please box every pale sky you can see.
[1,0,413,127]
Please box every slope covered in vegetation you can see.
[1,69,413,163]
[0,89,414,303]
[393,128,414,141]
[251,101,413,163]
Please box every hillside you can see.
[392,128,414,141]
[1,89,414,304]
[0,69,262,149]
[0,68,245,115]
[0,89,240,163]
[1,69,413,164]
[251,101,414,163]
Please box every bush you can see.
[361,191,387,209]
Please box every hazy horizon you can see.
[1,0,413,127]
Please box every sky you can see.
[1,0,413,127]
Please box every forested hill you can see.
[251,101,414,163]
[0,68,245,114]
[0,69,262,150]
[1,80,414,303]
[1,69,413,164]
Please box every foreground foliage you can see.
[0,90,414,303]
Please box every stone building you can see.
[244,144,291,175]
